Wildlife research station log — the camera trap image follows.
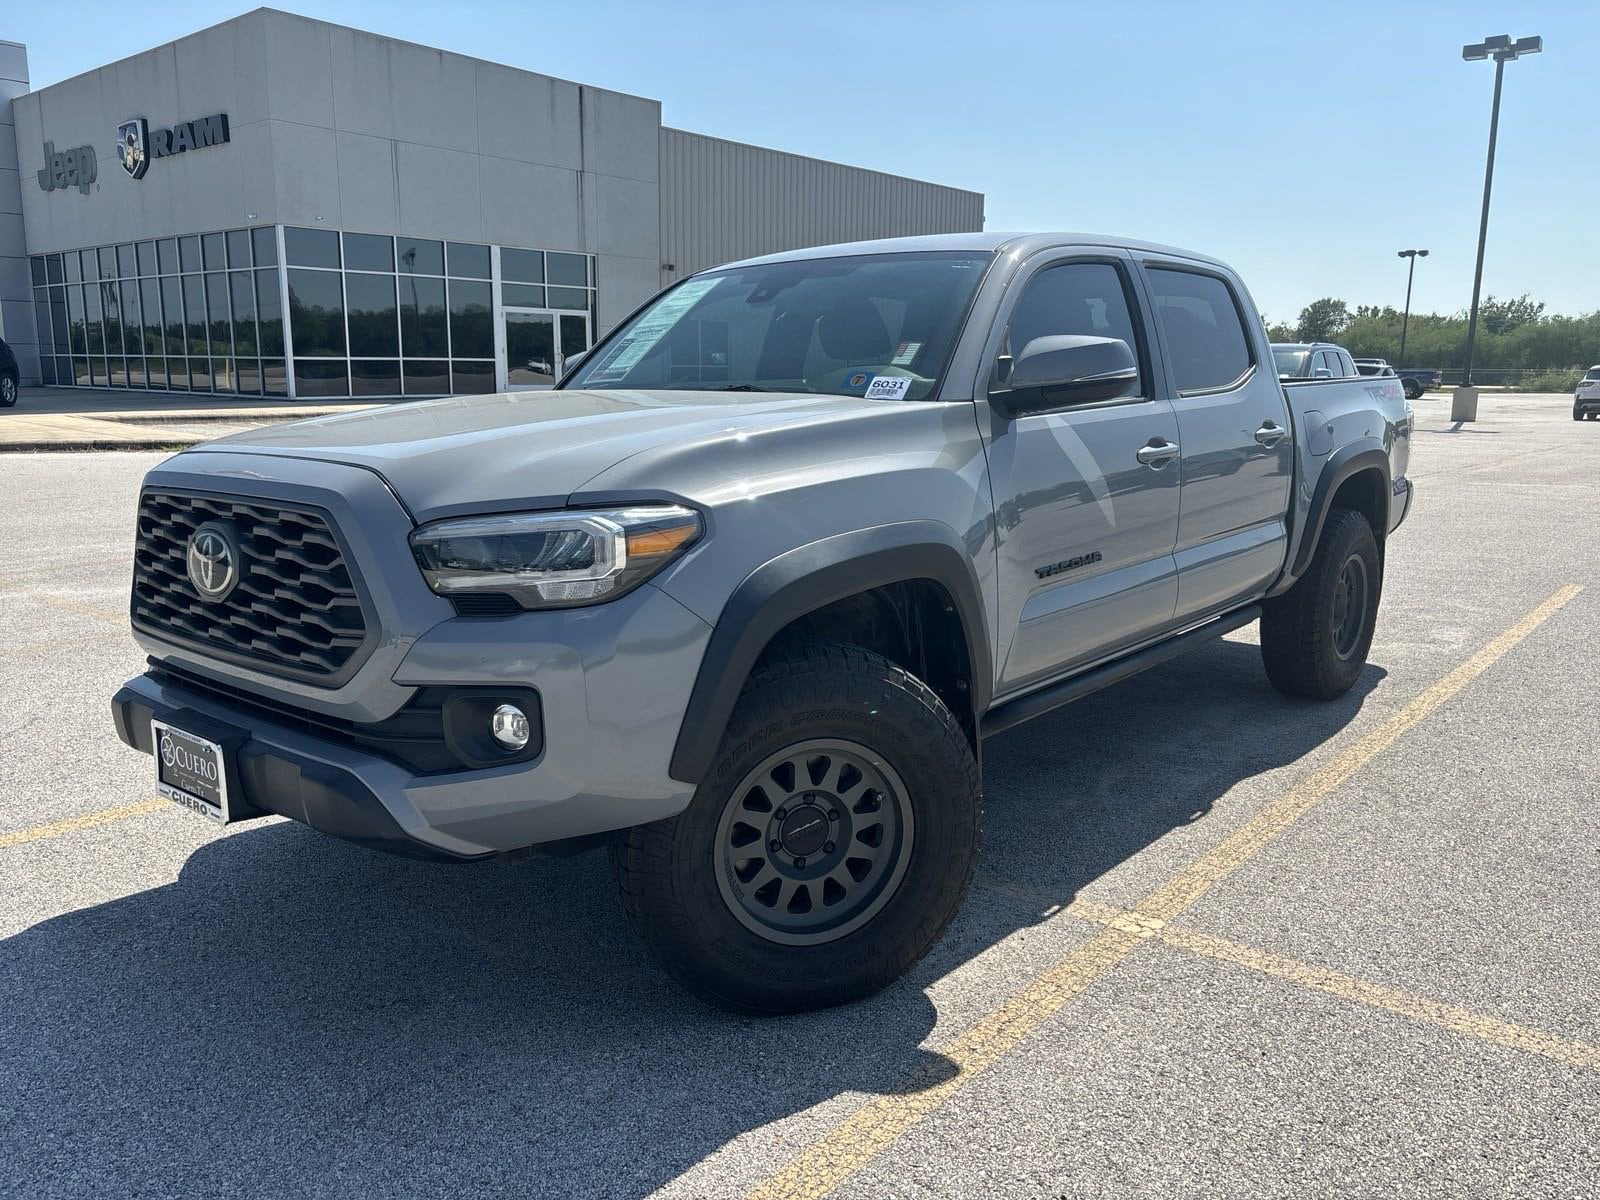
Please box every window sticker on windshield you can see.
[584,276,721,382]
[890,341,922,366]
[864,375,911,400]
[847,373,868,389]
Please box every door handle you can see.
[1136,438,1180,467]
[1254,421,1288,447]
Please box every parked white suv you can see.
[1575,366,1600,420]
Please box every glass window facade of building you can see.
[29,227,598,400]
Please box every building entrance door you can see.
[501,308,590,390]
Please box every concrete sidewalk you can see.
[0,387,380,451]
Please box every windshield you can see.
[565,251,993,399]
[1273,347,1310,377]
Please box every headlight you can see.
[409,505,702,610]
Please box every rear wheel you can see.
[1260,509,1381,700]
[612,641,980,1013]
[1402,379,1422,401]
[0,372,17,408]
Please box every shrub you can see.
[1513,369,1583,393]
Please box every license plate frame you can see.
[151,718,232,824]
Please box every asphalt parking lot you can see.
[2,391,1596,1199]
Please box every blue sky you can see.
[10,0,1596,323]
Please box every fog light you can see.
[490,703,531,751]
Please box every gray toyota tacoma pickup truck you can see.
[113,232,1413,1012]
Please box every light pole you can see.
[1396,249,1428,366]
[1454,33,1542,421]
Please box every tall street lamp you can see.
[1396,249,1428,366]
[1454,32,1542,421]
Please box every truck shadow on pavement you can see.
[2,638,1383,1198]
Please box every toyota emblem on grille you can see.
[186,522,240,601]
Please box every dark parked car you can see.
[0,336,19,407]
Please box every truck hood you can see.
[202,389,894,522]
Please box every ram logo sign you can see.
[117,119,149,179]
[116,113,231,179]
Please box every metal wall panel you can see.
[659,128,983,285]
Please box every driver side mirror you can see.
[1312,367,1333,379]
[560,347,591,378]
[990,335,1138,419]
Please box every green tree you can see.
[1478,294,1545,335]
[1295,298,1351,342]
[1262,315,1297,342]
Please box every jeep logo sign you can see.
[119,113,231,179]
[36,142,98,194]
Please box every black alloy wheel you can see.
[714,738,914,946]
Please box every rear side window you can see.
[1146,268,1254,394]
[1005,261,1144,396]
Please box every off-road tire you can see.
[612,640,980,1014]
[1260,509,1381,700]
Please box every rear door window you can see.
[1145,268,1254,394]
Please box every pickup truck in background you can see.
[1394,367,1441,400]
[1356,357,1439,400]
[1274,341,1364,381]
[112,232,1414,1012]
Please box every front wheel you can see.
[612,641,980,1013]
[1260,509,1382,700]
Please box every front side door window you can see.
[984,257,1183,692]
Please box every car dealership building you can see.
[0,10,983,399]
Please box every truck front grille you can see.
[132,491,370,682]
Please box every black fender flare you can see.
[668,521,992,785]
[1285,441,1391,582]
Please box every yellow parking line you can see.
[9,632,125,658]
[0,576,126,625]
[1155,923,1600,1073]
[977,881,1600,1075]
[746,925,1145,1200]
[744,583,1582,1200]
[0,799,168,850]
[1137,582,1582,921]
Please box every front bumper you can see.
[113,677,469,859]
[113,582,713,859]
[1390,476,1414,533]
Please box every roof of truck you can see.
[716,232,1231,272]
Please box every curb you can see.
[0,438,202,453]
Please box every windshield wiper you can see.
[715,384,817,393]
